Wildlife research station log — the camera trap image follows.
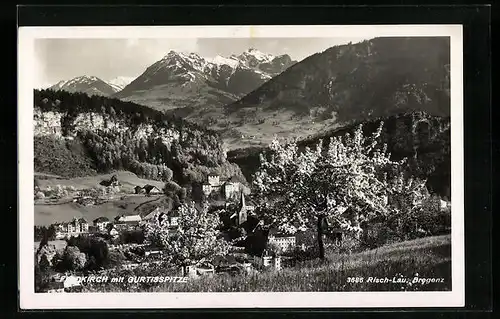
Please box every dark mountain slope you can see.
[220,37,450,149]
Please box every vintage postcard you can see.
[18,25,464,309]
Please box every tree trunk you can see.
[317,215,325,260]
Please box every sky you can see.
[34,37,367,88]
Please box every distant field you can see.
[34,171,165,226]
[220,112,342,150]
[36,171,165,193]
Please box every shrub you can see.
[35,191,45,199]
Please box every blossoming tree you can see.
[253,123,429,259]
[144,201,229,266]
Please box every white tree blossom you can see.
[144,202,229,266]
[253,122,429,238]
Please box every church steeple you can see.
[240,191,246,208]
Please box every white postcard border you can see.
[18,24,464,309]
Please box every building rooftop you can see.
[268,228,296,238]
[143,184,161,192]
[115,214,142,223]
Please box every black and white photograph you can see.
[18,25,464,309]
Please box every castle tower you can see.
[207,175,220,187]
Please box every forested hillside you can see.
[34,89,246,186]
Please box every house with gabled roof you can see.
[134,185,145,194]
[114,214,142,231]
[115,214,142,224]
[143,184,162,196]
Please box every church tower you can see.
[238,191,248,225]
[240,190,246,208]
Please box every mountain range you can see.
[46,48,296,113]
[44,37,450,151]
[113,49,296,110]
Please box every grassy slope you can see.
[86,235,451,292]
[35,171,166,226]
[220,110,342,150]
[36,171,164,193]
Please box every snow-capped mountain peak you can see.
[240,48,275,63]
[209,55,241,68]
[106,76,136,91]
[63,75,101,87]
[48,75,117,96]
[114,48,297,103]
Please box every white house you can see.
[268,228,296,252]
[45,281,65,293]
[182,260,215,278]
[54,217,89,239]
[63,275,82,289]
[169,212,180,227]
[144,246,163,257]
[253,251,282,271]
[142,207,179,227]
[93,216,110,232]
[108,225,119,238]
[143,184,162,195]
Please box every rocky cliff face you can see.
[34,107,181,148]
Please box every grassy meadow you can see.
[83,235,451,292]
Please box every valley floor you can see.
[34,171,165,226]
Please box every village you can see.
[35,173,307,293]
